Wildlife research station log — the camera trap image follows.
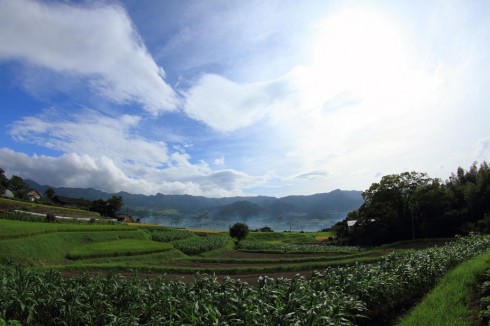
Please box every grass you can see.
[66,239,173,260]
[246,231,336,244]
[397,249,490,325]
[0,230,150,264]
[0,197,100,218]
[0,218,380,274]
[0,219,135,239]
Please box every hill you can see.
[25,179,363,231]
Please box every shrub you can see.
[229,222,249,242]
[45,213,56,222]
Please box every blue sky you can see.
[0,0,489,197]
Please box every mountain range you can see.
[26,179,363,232]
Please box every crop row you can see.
[66,239,173,260]
[150,229,194,242]
[1,235,489,325]
[173,234,229,255]
[478,269,490,324]
[238,240,362,253]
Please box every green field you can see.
[0,215,489,324]
[0,197,100,218]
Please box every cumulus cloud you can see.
[0,0,179,113]
[3,109,266,196]
[183,74,293,132]
[8,109,168,169]
[0,148,265,197]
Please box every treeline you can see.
[334,162,490,245]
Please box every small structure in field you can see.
[117,214,133,222]
[26,189,42,201]
[2,189,14,199]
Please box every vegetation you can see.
[66,239,173,260]
[173,234,229,255]
[398,249,490,325]
[0,235,488,325]
[0,198,100,219]
[2,162,490,324]
[477,269,490,324]
[89,195,123,218]
[237,240,361,253]
[338,161,490,245]
[229,222,249,242]
[150,229,194,242]
[0,219,133,240]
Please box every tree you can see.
[107,195,123,217]
[8,175,29,200]
[44,188,56,199]
[0,168,8,193]
[352,171,433,244]
[229,222,249,242]
[90,195,124,218]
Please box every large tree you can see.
[44,188,56,199]
[90,195,124,218]
[8,175,29,200]
[229,222,249,242]
[352,172,434,244]
[0,168,8,193]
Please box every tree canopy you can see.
[229,222,249,242]
[345,162,490,245]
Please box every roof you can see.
[52,195,90,206]
[27,189,42,197]
[347,220,357,227]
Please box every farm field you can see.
[0,216,489,324]
[0,197,100,219]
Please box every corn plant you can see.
[0,235,489,325]
[173,234,229,255]
[150,229,194,242]
[238,240,362,253]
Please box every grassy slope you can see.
[0,219,134,239]
[67,239,173,259]
[0,218,381,275]
[0,229,150,264]
[0,197,100,218]
[246,231,335,244]
[398,250,490,325]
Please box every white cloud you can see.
[9,109,168,169]
[214,156,225,167]
[0,0,179,113]
[4,109,266,196]
[180,3,490,196]
[476,138,490,160]
[0,147,265,197]
[184,74,293,132]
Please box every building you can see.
[26,189,42,201]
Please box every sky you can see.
[0,0,489,198]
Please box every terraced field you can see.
[0,218,377,276]
[1,215,490,324]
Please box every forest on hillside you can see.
[335,162,490,245]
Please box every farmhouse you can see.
[26,189,42,201]
[117,214,133,222]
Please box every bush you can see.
[45,213,56,222]
[229,222,249,242]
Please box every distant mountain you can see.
[25,179,363,231]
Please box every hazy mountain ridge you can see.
[26,179,363,231]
